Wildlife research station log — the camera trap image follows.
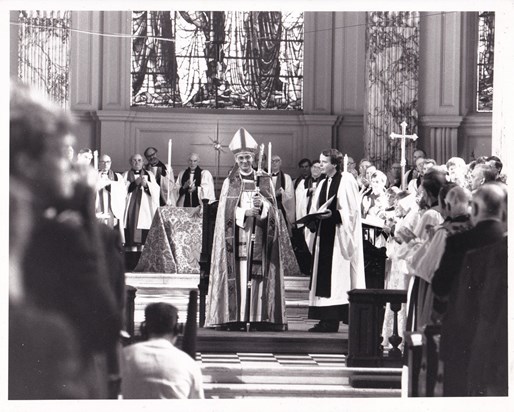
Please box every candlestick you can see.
[268,142,272,173]
[168,139,172,169]
[93,150,98,170]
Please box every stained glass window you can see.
[476,11,494,112]
[131,11,304,110]
[18,10,71,107]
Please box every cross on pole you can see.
[390,121,418,190]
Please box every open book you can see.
[294,195,335,226]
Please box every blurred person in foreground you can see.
[9,180,87,399]
[10,81,121,398]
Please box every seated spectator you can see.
[121,303,204,399]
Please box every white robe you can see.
[175,168,216,207]
[305,172,366,308]
[122,170,160,230]
[96,171,126,221]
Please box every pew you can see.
[124,285,137,344]
[404,324,443,397]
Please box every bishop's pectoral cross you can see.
[390,121,418,190]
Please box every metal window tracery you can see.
[131,11,304,110]
[476,11,494,112]
[17,10,71,107]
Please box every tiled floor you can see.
[196,352,347,368]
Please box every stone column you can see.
[492,8,514,172]
[418,12,464,163]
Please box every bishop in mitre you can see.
[205,128,290,331]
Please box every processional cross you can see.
[390,121,418,190]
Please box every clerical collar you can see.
[133,170,141,174]
[272,173,279,177]
[239,170,254,178]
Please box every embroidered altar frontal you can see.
[135,206,202,273]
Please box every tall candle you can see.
[93,150,98,170]
[168,139,172,168]
[343,154,348,173]
[268,142,272,173]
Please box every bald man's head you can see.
[445,186,472,218]
[471,182,507,226]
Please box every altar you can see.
[135,206,203,273]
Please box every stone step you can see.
[201,364,401,385]
[125,273,316,331]
[177,329,348,354]
[203,383,401,398]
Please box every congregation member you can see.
[468,162,497,191]
[96,154,126,232]
[176,152,216,207]
[445,157,468,188]
[487,155,507,183]
[294,157,312,190]
[380,190,414,349]
[406,157,433,194]
[432,183,507,396]
[409,183,472,328]
[123,154,160,250]
[386,162,402,188]
[356,159,372,190]
[304,149,365,332]
[11,82,121,398]
[121,303,204,399]
[404,148,426,185]
[402,168,446,332]
[361,170,388,220]
[205,128,289,331]
[270,154,296,233]
[144,146,175,206]
[361,170,389,248]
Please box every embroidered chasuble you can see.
[205,167,291,327]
